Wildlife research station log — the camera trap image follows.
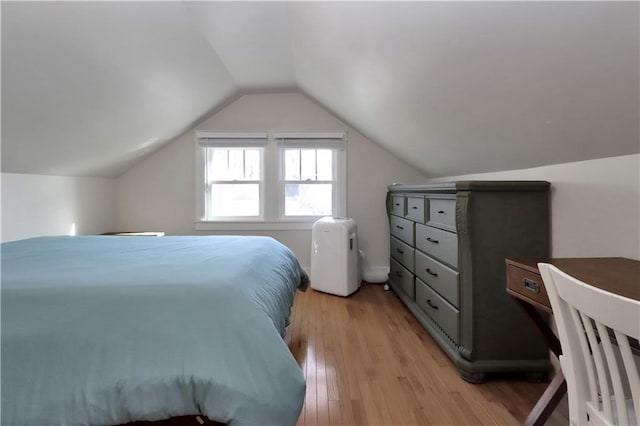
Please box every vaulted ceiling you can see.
[2,1,638,178]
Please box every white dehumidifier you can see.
[310,217,360,296]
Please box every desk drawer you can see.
[416,278,459,344]
[390,215,414,245]
[428,198,456,231]
[415,251,459,308]
[390,258,415,299]
[415,224,458,268]
[405,196,426,223]
[391,236,414,271]
[391,195,405,216]
[506,264,551,310]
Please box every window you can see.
[196,132,267,220]
[277,134,347,219]
[283,148,333,216]
[207,147,262,217]
[196,132,346,230]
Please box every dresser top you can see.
[388,180,550,193]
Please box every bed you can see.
[1,235,308,426]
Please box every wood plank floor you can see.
[287,283,569,426]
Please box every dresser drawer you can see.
[416,278,459,344]
[415,224,458,268]
[390,215,414,245]
[428,198,456,231]
[506,263,551,310]
[415,251,459,308]
[390,236,414,271]
[390,195,405,217]
[390,258,415,299]
[405,196,426,223]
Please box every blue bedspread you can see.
[1,236,308,426]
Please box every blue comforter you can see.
[1,236,308,426]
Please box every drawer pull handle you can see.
[426,268,438,277]
[426,237,439,244]
[396,248,404,254]
[426,299,439,310]
[395,271,403,278]
[411,206,418,210]
[395,203,400,206]
[523,278,540,294]
[396,225,404,230]
[437,210,445,214]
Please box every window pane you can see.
[316,150,333,181]
[228,150,244,179]
[209,149,229,180]
[244,149,260,180]
[284,149,333,182]
[284,149,300,180]
[208,148,261,181]
[300,150,316,181]
[210,184,259,217]
[285,184,332,216]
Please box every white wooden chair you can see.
[538,263,640,426]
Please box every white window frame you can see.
[275,133,347,221]
[195,131,347,231]
[204,147,265,220]
[195,132,267,223]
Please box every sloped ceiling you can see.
[2,1,638,178]
[1,1,238,177]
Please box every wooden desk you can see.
[505,257,640,426]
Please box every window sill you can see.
[195,220,317,231]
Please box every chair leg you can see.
[524,370,567,426]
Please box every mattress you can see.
[1,236,308,426]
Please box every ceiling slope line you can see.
[297,88,427,179]
[179,1,241,90]
[115,89,243,179]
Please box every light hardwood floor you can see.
[287,283,568,426]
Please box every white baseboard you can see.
[362,265,389,283]
[303,265,389,284]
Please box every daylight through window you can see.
[196,132,346,226]
[283,148,333,216]
[207,148,262,217]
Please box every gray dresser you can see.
[387,181,551,383]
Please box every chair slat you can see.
[570,307,599,405]
[595,321,628,425]
[581,312,613,422]
[615,331,640,425]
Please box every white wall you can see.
[115,92,426,270]
[427,154,640,260]
[1,173,116,242]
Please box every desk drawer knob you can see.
[437,210,445,214]
[395,271,403,278]
[426,237,439,244]
[426,299,439,310]
[523,278,540,294]
[396,248,404,254]
[396,225,404,230]
[426,268,438,277]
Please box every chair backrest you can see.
[538,263,640,426]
